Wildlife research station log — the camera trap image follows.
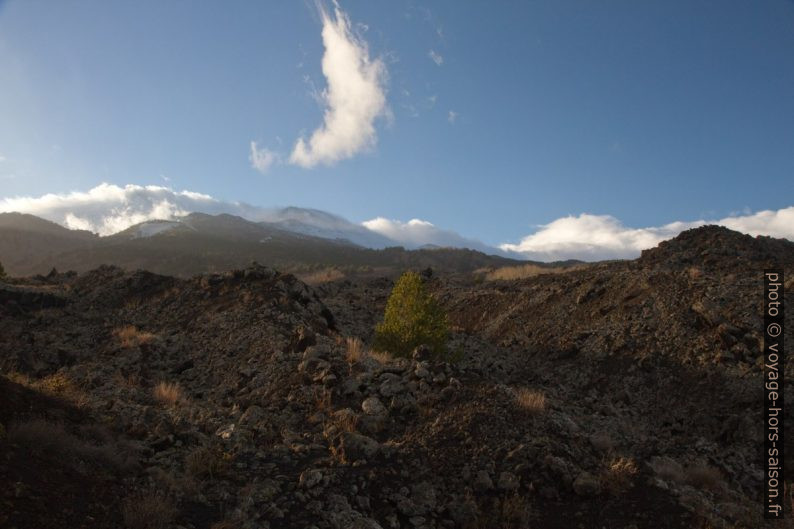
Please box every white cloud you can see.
[63,213,94,232]
[0,154,6,162]
[3,183,792,261]
[428,50,443,66]
[289,4,388,168]
[447,110,457,123]
[500,207,794,261]
[249,141,279,174]
[362,217,497,253]
[718,207,794,239]
[0,183,217,236]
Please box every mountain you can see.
[0,212,521,277]
[0,212,98,273]
[258,207,396,248]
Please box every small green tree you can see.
[373,271,449,359]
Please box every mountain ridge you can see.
[0,211,523,278]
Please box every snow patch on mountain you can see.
[258,207,396,248]
[129,220,181,238]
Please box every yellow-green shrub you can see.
[373,271,449,359]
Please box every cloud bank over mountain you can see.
[0,184,218,236]
[1,183,792,261]
[362,217,497,254]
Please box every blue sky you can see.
[0,0,793,259]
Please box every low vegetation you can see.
[185,445,228,480]
[373,270,449,359]
[345,336,392,364]
[152,381,185,406]
[514,388,547,415]
[344,336,367,363]
[7,371,88,407]
[115,325,157,348]
[478,262,588,281]
[298,267,345,285]
[600,456,639,495]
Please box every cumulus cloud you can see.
[499,207,794,261]
[498,214,692,261]
[428,50,443,66]
[289,3,388,168]
[447,110,457,123]
[718,207,794,240]
[362,217,497,253]
[249,141,279,174]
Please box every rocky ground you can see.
[0,226,793,529]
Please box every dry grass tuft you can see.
[344,336,392,364]
[687,266,703,280]
[8,371,89,407]
[185,445,227,480]
[313,387,333,413]
[153,381,185,406]
[600,456,639,495]
[38,371,88,405]
[332,409,359,433]
[114,371,142,390]
[686,463,723,490]
[368,349,393,364]
[515,388,546,415]
[122,492,176,529]
[480,263,588,281]
[115,325,157,348]
[345,337,367,363]
[299,267,345,285]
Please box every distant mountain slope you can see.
[0,212,98,273]
[258,207,396,248]
[0,212,521,277]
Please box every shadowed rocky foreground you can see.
[1,226,792,529]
